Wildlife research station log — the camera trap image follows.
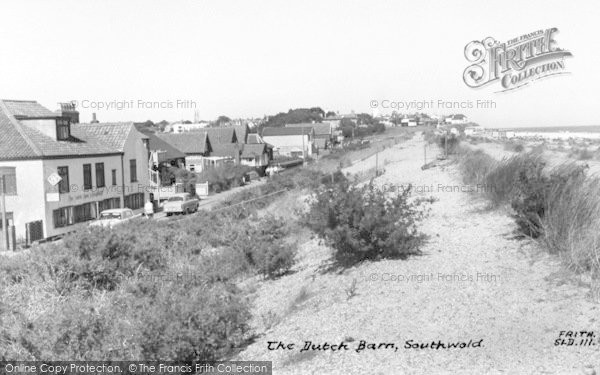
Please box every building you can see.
[0,99,150,244]
[261,126,314,158]
[285,122,333,149]
[448,114,468,125]
[169,122,210,134]
[78,122,151,211]
[156,132,213,172]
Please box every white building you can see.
[262,126,314,158]
[170,122,210,133]
[0,100,150,244]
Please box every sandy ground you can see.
[235,134,599,374]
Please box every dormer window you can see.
[56,118,71,140]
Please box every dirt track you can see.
[236,134,599,374]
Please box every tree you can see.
[325,111,337,117]
[216,116,231,126]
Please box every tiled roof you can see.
[77,122,139,152]
[285,122,331,135]
[140,131,186,161]
[3,100,58,118]
[156,132,211,154]
[241,143,268,158]
[262,127,313,136]
[247,133,262,144]
[0,99,121,160]
[202,127,237,144]
[232,125,249,143]
[211,143,240,158]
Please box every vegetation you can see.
[303,177,433,268]
[454,147,600,276]
[0,178,306,360]
[196,164,252,193]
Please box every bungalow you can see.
[262,126,314,158]
[449,114,468,125]
[0,99,149,245]
[285,122,332,149]
[156,132,213,172]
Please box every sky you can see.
[0,0,598,128]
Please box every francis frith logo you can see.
[463,28,572,92]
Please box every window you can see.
[0,212,13,230]
[56,119,70,140]
[0,170,17,196]
[111,169,117,186]
[98,197,120,213]
[129,159,137,182]
[95,163,105,188]
[124,193,144,210]
[83,164,92,190]
[53,206,73,228]
[73,202,97,223]
[57,166,69,193]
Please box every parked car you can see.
[163,193,199,216]
[89,208,138,228]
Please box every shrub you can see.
[304,178,433,267]
[197,164,251,193]
[437,134,460,155]
[484,153,543,206]
[135,281,250,361]
[510,161,587,238]
[457,149,495,186]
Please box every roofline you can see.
[0,99,42,157]
[0,152,124,162]
[15,115,61,120]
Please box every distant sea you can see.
[497,125,600,133]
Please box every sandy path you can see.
[236,135,599,374]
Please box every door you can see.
[26,220,44,246]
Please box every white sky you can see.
[0,0,598,127]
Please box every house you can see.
[261,126,314,158]
[0,99,149,244]
[449,114,468,125]
[464,126,484,136]
[233,124,250,144]
[77,121,151,211]
[324,113,358,130]
[240,143,273,170]
[401,116,418,127]
[202,127,238,144]
[285,122,332,149]
[169,122,210,133]
[156,132,213,172]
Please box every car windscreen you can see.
[168,197,184,201]
[100,213,121,220]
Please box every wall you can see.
[0,159,45,241]
[262,135,312,156]
[43,155,123,238]
[122,128,150,207]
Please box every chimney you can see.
[91,113,99,124]
[58,102,79,124]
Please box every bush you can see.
[510,161,587,238]
[438,134,460,155]
[484,153,543,206]
[543,173,600,274]
[457,149,495,186]
[197,164,251,193]
[304,178,433,267]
